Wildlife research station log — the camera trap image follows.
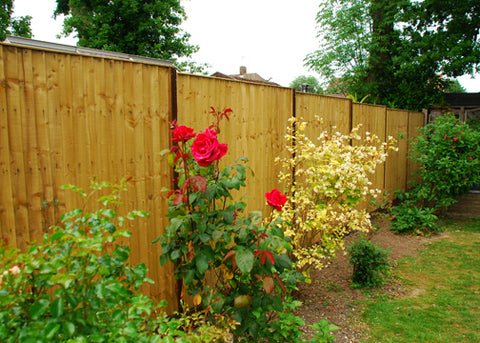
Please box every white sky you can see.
[12,0,479,92]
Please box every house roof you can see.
[211,67,278,86]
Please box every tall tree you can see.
[306,0,480,111]
[1,0,32,41]
[55,0,199,68]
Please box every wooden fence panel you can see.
[0,44,176,311]
[352,103,387,194]
[176,73,294,214]
[0,46,17,248]
[295,92,352,137]
[385,109,409,196]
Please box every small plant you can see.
[390,202,440,235]
[347,236,391,289]
[307,319,340,343]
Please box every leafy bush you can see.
[156,108,337,342]
[274,117,397,270]
[408,114,480,211]
[0,179,232,342]
[390,202,440,235]
[348,236,391,289]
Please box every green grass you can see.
[360,218,480,343]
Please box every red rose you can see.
[171,125,196,142]
[264,189,288,211]
[191,128,228,166]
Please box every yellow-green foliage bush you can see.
[275,117,397,270]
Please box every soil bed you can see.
[295,217,445,342]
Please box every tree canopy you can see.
[0,0,32,41]
[289,75,324,94]
[305,0,480,110]
[55,0,200,69]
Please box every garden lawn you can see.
[361,218,480,343]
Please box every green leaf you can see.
[236,248,254,274]
[220,210,235,225]
[30,299,50,320]
[195,254,210,276]
[212,230,223,240]
[95,284,106,299]
[185,269,195,285]
[50,297,64,318]
[198,233,210,243]
[171,249,182,261]
[159,254,168,266]
[63,321,76,337]
[101,209,115,218]
[275,254,293,269]
[44,322,61,339]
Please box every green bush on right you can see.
[391,114,480,235]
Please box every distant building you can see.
[428,93,480,123]
[211,66,278,86]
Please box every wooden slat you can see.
[19,48,43,244]
[0,46,16,246]
[45,52,67,222]
[385,109,409,196]
[4,46,29,251]
[31,50,56,234]
[352,103,387,193]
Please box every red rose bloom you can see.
[264,189,288,211]
[191,128,228,166]
[171,125,196,142]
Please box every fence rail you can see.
[0,42,425,311]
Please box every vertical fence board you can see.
[4,46,30,251]
[352,103,387,194]
[0,46,16,245]
[19,48,43,243]
[385,109,409,196]
[31,50,56,234]
[45,52,67,222]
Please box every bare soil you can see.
[295,216,446,342]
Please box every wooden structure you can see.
[0,40,425,310]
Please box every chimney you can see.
[239,66,246,76]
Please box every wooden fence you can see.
[0,42,424,311]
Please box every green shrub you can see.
[408,114,480,211]
[347,236,391,289]
[390,202,440,235]
[0,179,232,343]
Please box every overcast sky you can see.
[12,0,479,91]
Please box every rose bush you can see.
[156,108,337,342]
